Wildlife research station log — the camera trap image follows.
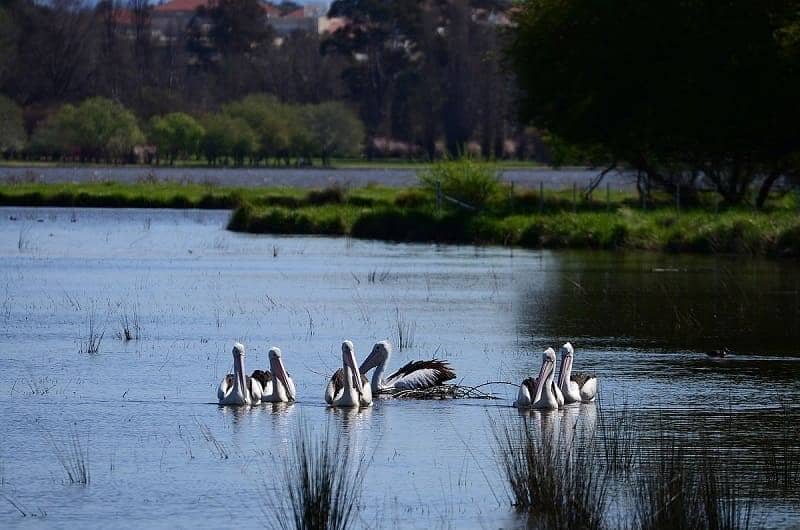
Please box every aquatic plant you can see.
[394,307,416,352]
[633,432,752,530]
[49,430,90,485]
[493,414,608,530]
[763,404,800,489]
[596,398,639,476]
[196,419,229,460]
[79,303,105,354]
[266,421,368,530]
[117,302,140,341]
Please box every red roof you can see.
[283,7,305,18]
[154,0,211,14]
[113,8,135,25]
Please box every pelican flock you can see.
[515,342,598,410]
[215,339,597,411]
[359,340,457,393]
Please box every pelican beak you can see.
[557,355,570,388]
[345,349,364,394]
[534,356,552,398]
[273,357,294,400]
[360,347,378,374]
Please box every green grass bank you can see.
[2,181,800,257]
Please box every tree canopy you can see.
[508,0,800,206]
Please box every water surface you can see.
[0,207,798,528]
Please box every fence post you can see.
[606,182,610,212]
[539,181,544,213]
[436,180,442,211]
[508,181,514,212]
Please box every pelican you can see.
[358,340,457,394]
[254,347,296,403]
[514,347,559,410]
[325,341,372,408]
[558,342,598,403]
[217,343,262,406]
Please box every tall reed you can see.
[493,414,608,530]
[633,432,752,530]
[267,421,369,530]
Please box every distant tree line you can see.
[17,94,363,165]
[0,0,534,162]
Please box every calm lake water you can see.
[0,207,798,528]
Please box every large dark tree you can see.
[508,0,800,206]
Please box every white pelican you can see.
[514,347,559,410]
[358,340,457,393]
[217,343,262,406]
[325,340,372,408]
[253,347,296,403]
[558,342,598,403]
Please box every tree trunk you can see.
[756,171,781,210]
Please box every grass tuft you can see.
[493,413,608,530]
[49,430,90,485]
[266,420,368,530]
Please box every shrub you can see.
[419,158,500,210]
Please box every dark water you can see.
[0,207,797,528]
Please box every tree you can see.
[508,0,800,207]
[149,112,205,164]
[201,114,257,166]
[302,102,364,165]
[32,97,144,161]
[222,94,291,163]
[0,94,26,155]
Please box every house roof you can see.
[153,0,211,14]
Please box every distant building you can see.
[115,0,341,40]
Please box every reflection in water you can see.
[520,251,800,354]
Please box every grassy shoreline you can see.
[2,181,799,258]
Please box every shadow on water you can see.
[520,251,800,355]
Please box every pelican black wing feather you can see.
[571,373,595,387]
[385,359,456,390]
[330,367,345,394]
[521,377,538,395]
[250,370,272,389]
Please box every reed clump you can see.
[633,433,752,530]
[267,421,368,530]
[493,415,608,530]
[49,430,90,485]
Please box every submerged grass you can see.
[266,421,368,530]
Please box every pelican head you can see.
[360,340,392,373]
[269,346,295,401]
[233,342,245,357]
[342,340,364,394]
[558,342,574,389]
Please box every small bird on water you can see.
[706,347,731,358]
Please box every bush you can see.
[419,158,500,210]
[149,112,205,163]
